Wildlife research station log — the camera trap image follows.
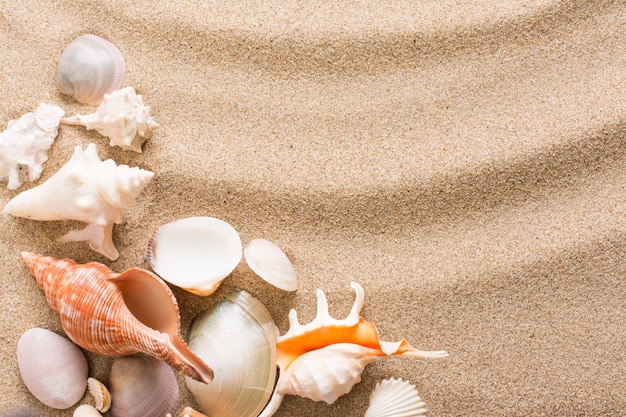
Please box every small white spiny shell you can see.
[57,34,126,105]
[61,86,158,152]
[364,378,427,417]
[0,103,64,189]
[4,143,154,260]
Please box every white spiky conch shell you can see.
[61,86,158,152]
[0,103,64,189]
[258,282,448,417]
[4,143,154,260]
[364,378,427,417]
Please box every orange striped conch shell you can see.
[258,282,448,417]
[21,252,213,384]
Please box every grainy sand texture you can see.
[0,1,624,416]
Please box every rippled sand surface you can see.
[0,1,624,415]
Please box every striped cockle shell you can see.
[57,34,125,105]
[258,282,448,417]
[109,356,179,417]
[20,252,213,384]
[364,378,427,417]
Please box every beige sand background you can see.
[0,1,624,416]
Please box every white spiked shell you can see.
[4,143,154,260]
[0,103,64,189]
[364,378,427,417]
[57,34,126,105]
[258,282,448,417]
[61,86,158,152]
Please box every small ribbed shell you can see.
[20,252,214,384]
[364,378,427,417]
[109,356,180,417]
[57,34,125,105]
[87,377,111,412]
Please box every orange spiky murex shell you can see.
[21,252,213,384]
[258,282,447,417]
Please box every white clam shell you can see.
[73,405,102,417]
[0,103,64,189]
[4,143,154,260]
[364,378,427,417]
[16,328,88,409]
[185,291,279,417]
[148,217,242,296]
[108,356,180,417]
[244,238,297,291]
[57,34,125,105]
[61,86,158,152]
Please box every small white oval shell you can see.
[57,34,125,105]
[73,405,102,417]
[148,217,242,296]
[16,328,88,409]
[244,238,297,291]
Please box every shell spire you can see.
[258,282,447,417]
[5,143,154,260]
[21,252,213,384]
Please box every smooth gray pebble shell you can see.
[17,327,88,409]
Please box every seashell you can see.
[73,405,102,417]
[185,291,279,417]
[258,282,448,416]
[364,378,427,417]
[16,327,88,409]
[61,86,158,152]
[0,103,64,189]
[87,377,111,412]
[244,238,297,291]
[147,217,242,296]
[57,34,125,105]
[4,143,154,260]
[20,252,214,384]
[166,407,209,417]
[109,356,179,417]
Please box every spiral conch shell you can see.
[20,252,214,384]
[258,282,448,417]
[4,143,153,260]
[61,87,158,152]
[0,103,64,189]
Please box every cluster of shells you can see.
[3,35,448,417]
